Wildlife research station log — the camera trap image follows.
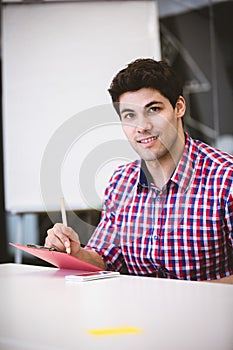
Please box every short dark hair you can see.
[108,58,183,115]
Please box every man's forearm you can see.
[75,247,106,270]
[209,275,233,285]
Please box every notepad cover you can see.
[9,242,102,272]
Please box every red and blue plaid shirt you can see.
[86,133,233,280]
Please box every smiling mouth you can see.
[137,136,158,144]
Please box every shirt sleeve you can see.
[225,181,233,246]
[84,167,124,271]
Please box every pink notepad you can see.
[9,243,102,272]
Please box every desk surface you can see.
[0,263,233,350]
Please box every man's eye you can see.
[122,113,135,119]
[149,106,159,113]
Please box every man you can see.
[45,58,233,283]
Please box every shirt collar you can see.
[171,133,198,191]
[138,133,198,193]
[138,160,153,188]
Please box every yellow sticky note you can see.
[87,327,142,336]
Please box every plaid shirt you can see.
[86,133,233,280]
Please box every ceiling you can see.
[157,0,227,17]
[2,0,228,17]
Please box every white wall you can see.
[2,1,161,213]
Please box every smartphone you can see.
[65,271,120,282]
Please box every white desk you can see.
[0,263,232,350]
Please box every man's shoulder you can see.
[194,138,233,169]
[103,160,140,202]
[110,159,140,180]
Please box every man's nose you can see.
[136,116,153,133]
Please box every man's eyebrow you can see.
[145,101,163,108]
[119,107,135,114]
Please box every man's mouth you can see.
[137,136,158,144]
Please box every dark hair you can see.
[108,58,183,115]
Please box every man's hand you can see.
[44,223,106,270]
[45,223,81,256]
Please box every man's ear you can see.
[175,96,186,118]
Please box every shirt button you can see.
[153,235,158,240]
[156,197,161,202]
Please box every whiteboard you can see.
[2,0,161,213]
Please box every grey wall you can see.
[159,1,233,151]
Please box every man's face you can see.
[119,88,185,164]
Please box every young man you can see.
[45,58,233,283]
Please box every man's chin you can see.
[137,150,158,162]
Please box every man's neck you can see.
[145,133,185,190]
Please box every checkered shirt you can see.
[85,133,233,280]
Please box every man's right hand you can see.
[45,223,81,256]
[44,223,106,270]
